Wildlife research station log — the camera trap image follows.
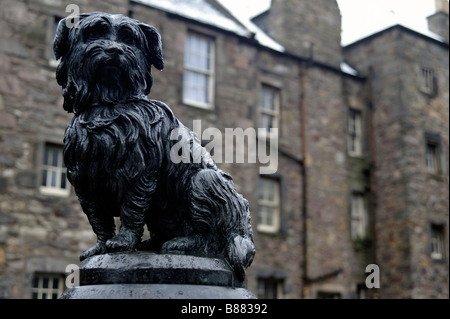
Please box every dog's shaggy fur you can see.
[53,12,255,281]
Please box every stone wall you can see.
[0,0,447,299]
[132,3,306,298]
[345,26,449,298]
[0,0,128,299]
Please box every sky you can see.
[217,0,440,45]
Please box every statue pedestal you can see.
[60,252,255,299]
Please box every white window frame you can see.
[350,193,368,240]
[259,85,280,138]
[257,177,280,233]
[40,143,70,197]
[430,224,444,260]
[31,273,65,299]
[183,32,215,109]
[348,109,362,157]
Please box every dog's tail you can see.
[227,234,255,282]
[189,168,255,282]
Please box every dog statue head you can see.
[53,12,164,114]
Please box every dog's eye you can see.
[83,24,108,42]
[121,36,136,46]
[118,30,136,46]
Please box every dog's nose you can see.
[105,44,124,55]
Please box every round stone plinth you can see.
[60,284,255,299]
[60,252,255,299]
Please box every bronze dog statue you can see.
[53,12,255,281]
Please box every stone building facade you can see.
[0,0,448,299]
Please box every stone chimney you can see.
[252,0,342,68]
[427,0,449,43]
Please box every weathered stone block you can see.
[14,171,36,188]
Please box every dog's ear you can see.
[53,13,91,60]
[139,24,164,71]
[53,18,70,60]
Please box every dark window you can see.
[31,273,65,299]
[257,277,284,299]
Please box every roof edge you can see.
[344,24,449,50]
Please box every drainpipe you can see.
[300,60,308,298]
[367,66,377,273]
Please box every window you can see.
[350,193,368,240]
[40,143,70,196]
[183,32,215,109]
[257,277,284,299]
[257,178,280,233]
[430,224,445,260]
[425,140,441,174]
[419,67,435,95]
[259,85,280,136]
[348,109,362,156]
[31,273,65,299]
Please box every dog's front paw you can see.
[105,231,138,253]
[80,241,106,261]
[161,236,201,253]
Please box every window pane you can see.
[32,292,38,299]
[258,178,280,232]
[184,33,213,106]
[259,179,270,200]
[186,34,210,71]
[61,173,67,189]
[426,143,437,172]
[348,109,362,155]
[267,184,275,202]
[260,206,267,225]
[266,92,275,111]
[265,208,274,226]
[267,281,278,299]
[51,171,57,187]
[351,194,367,239]
[183,70,208,103]
[349,114,356,133]
[260,114,274,132]
[349,136,356,153]
[421,67,435,94]
[41,169,48,187]
[51,148,59,166]
[43,147,50,165]
[42,277,49,289]
[259,206,274,227]
[259,86,279,133]
[52,278,60,289]
[32,277,39,288]
[257,210,262,225]
[431,225,444,259]
[258,183,265,200]
[261,88,275,111]
[197,74,208,103]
